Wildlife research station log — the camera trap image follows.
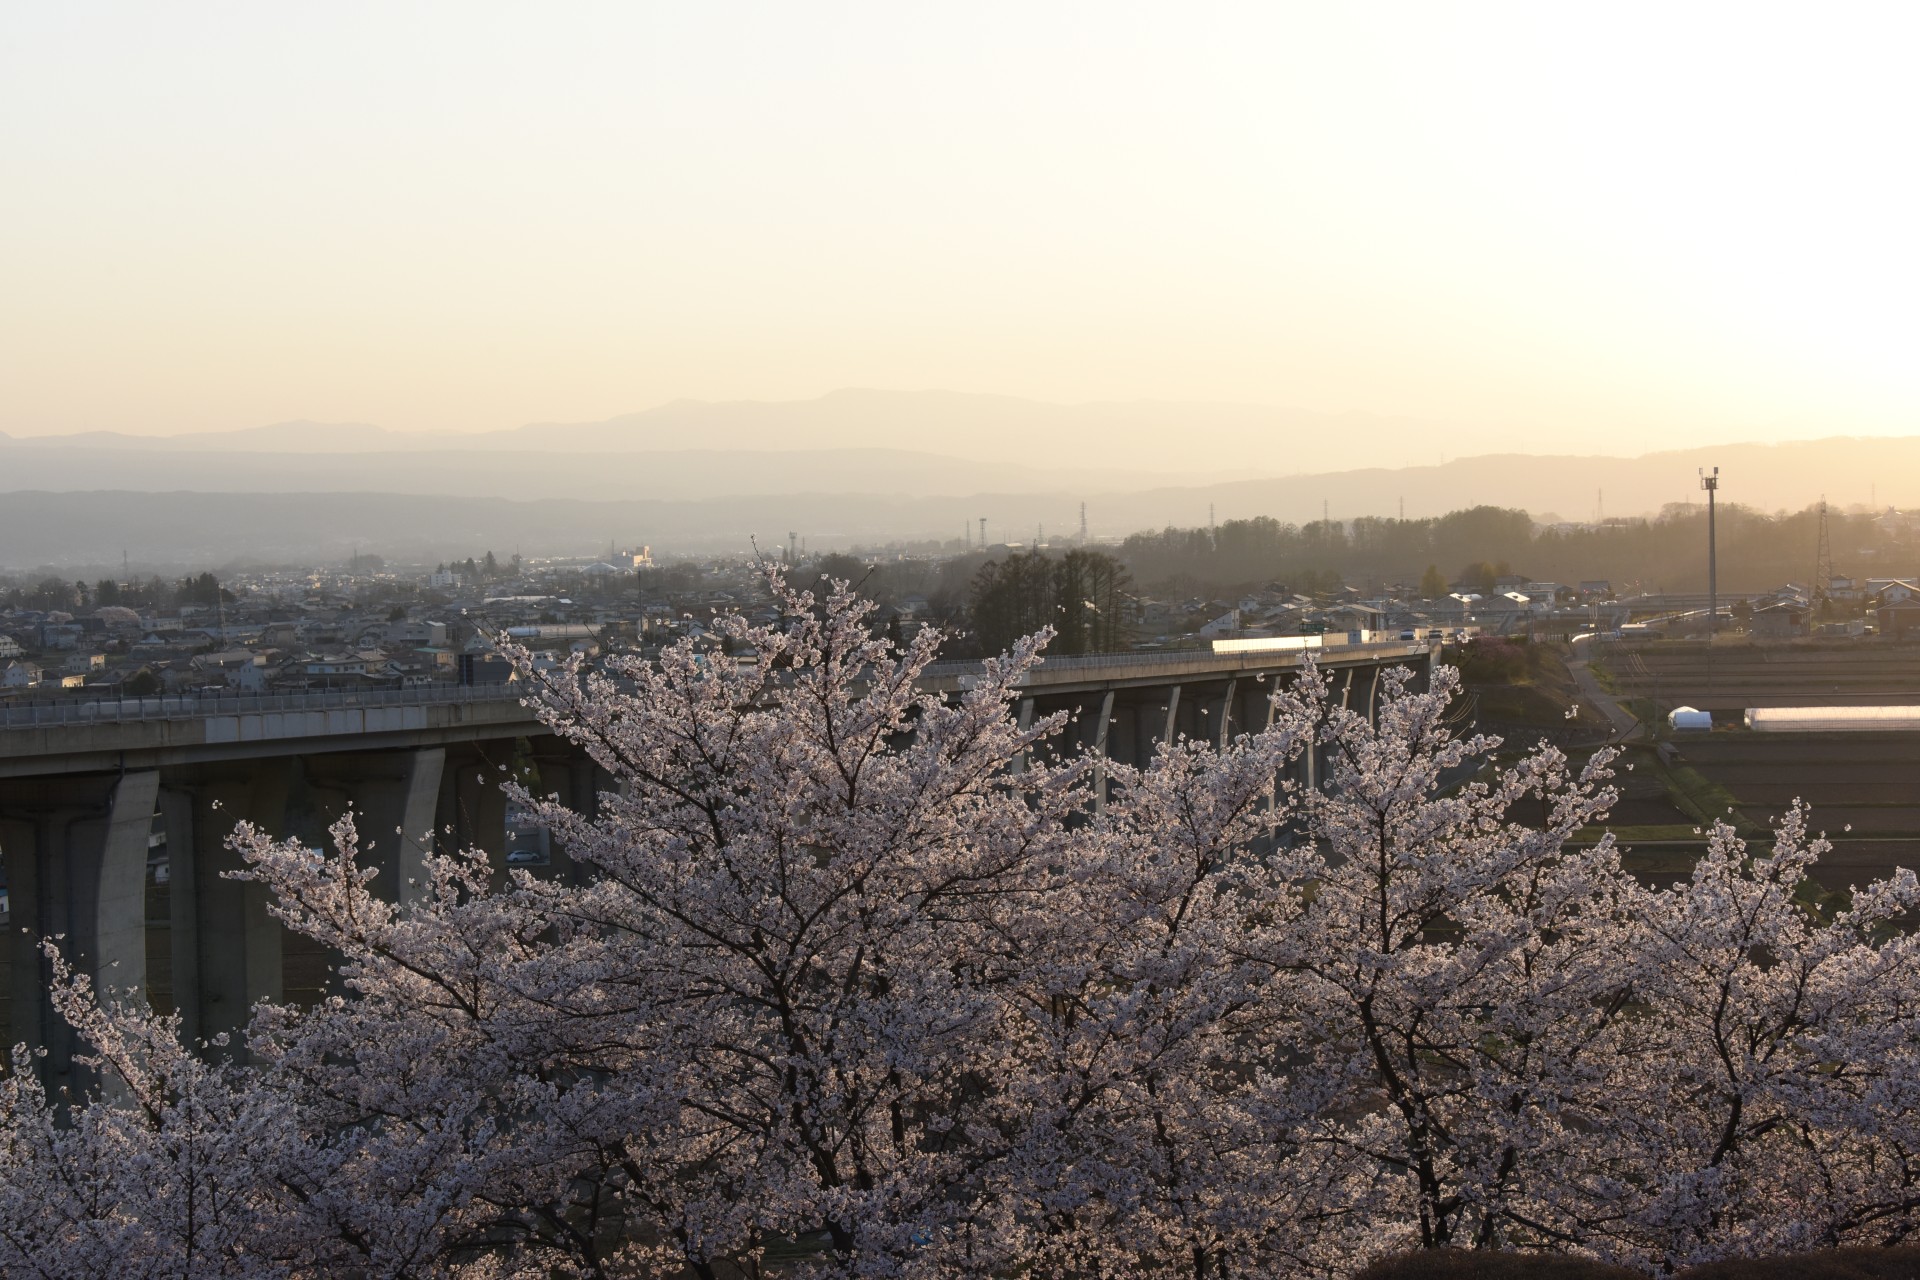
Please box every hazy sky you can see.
[3,2,1915,451]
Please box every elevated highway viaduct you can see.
[0,640,1430,1081]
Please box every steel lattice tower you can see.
[1814,497,1835,617]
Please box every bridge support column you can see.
[1217,679,1237,748]
[530,740,610,884]
[1090,691,1114,812]
[1012,698,1035,774]
[75,770,159,1008]
[0,770,158,1085]
[440,744,512,872]
[172,764,291,1056]
[1161,685,1181,746]
[328,748,444,908]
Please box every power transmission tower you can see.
[1079,501,1088,543]
[1814,497,1835,619]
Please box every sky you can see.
[2,2,1916,452]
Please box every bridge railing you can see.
[0,681,529,730]
[1,640,1428,731]
[920,638,1426,683]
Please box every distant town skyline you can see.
[4,3,1915,455]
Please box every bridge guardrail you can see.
[0,640,1427,732]
[0,682,529,731]
[921,639,1426,682]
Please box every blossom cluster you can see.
[4,576,1918,1278]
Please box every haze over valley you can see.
[2,390,1914,564]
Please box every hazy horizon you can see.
[5,4,1916,456]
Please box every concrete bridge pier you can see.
[302,747,445,908]
[159,763,293,1053]
[0,769,159,1087]
[529,739,612,884]
[440,743,513,876]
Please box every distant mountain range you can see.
[1,389,1913,566]
[3,388,1451,476]
[0,434,1913,570]
[0,442,1191,502]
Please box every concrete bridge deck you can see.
[0,640,1431,1082]
[0,640,1430,779]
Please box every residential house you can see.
[1198,610,1240,639]
[1868,580,1920,608]
[1749,601,1808,639]
[1878,603,1920,640]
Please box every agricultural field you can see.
[1597,640,1920,719]
[1573,640,1920,894]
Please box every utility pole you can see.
[1814,497,1834,620]
[1701,467,1719,695]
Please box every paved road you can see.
[1568,642,1642,741]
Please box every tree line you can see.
[5,575,1920,1277]
[1118,502,1912,596]
[967,547,1133,656]
[1,571,231,614]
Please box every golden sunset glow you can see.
[3,3,1914,452]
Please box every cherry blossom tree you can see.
[993,682,1325,1278]
[1606,808,1920,1269]
[245,578,1092,1278]
[1270,665,1639,1259]
[5,573,1920,1278]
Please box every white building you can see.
[1198,610,1240,639]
